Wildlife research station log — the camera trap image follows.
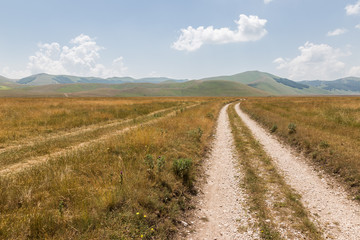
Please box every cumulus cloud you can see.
[264,0,273,4]
[172,14,267,52]
[2,34,127,79]
[327,28,347,36]
[356,24,360,29]
[345,1,360,15]
[274,42,349,80]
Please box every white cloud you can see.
[345,1,360,15]
[264,0,273,4]
[172,14,267,52]
[274,42,349,80]
[356,24,360,29]
[327,28,347,36]
[349,66,360,76]
[1,34,127,79]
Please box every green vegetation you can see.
[241,97,360,201]
[228,104,321,239]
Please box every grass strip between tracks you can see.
[228,103,322,240]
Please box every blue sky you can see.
[1,0,360,80]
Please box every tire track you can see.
[236,103,360,239]
[0,104,198,177]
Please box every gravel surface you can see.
[236,103,360,240]
[187,104,257,240]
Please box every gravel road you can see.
[187,104,257,240]
[236,103,360,239]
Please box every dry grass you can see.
[0,97,232,239]
[241,97,360,201]
[0,97,199,146]
[228,104,321,239]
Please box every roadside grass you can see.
[241,97,360,201]
[228,103,322,239]
[0,98,228,239]
[0,97,194,146]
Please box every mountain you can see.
[299,77,360,95]
[201,71,329,95]
[16,73,187,86]
[1,71,360,97]
[0,79,268,97]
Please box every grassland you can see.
[241,97,360,201]
[0,97,194,145]
[0,97,234,239]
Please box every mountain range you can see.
[0,71,359,97]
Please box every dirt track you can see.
[187,104,257,239]
[0,105,197,177]
[235,103,360,239]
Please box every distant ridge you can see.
[1,71,360,97]
[299,77,360,94]
[16,73,188,86]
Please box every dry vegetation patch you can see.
[241,97,360,201]
[0,97,231,239]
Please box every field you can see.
[1,96,360,239]
[241,97,360,200]
[0,97,236,239]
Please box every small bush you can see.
[288,123,297,134]
[173,158,192,182]
[188,127,203,142]
[206,112,214,119]
[270,124,278,133]
[156,156,165,172]
[319,141,330,149]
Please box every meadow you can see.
[241,97,360,201]
[0,97,234,239]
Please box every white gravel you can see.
[187,104,257,240]
[235,103,360,240]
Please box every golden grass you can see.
[0,97,200,146]
[0,97,232,239]
[241,97,360,201]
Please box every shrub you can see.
[172,158,192,182]
[156,156,165,172]
[270,124,278,133]
[288,123,297,134]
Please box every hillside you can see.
[0,80,268,97]
[300,77,360,95]
[201,71,329,95]
[16,73,187,85]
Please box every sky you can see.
[1,0,360,81]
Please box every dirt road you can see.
[235,103,360,239]
[186,104,257,239]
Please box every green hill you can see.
[201,71,329,95]
[0,80,268,97]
